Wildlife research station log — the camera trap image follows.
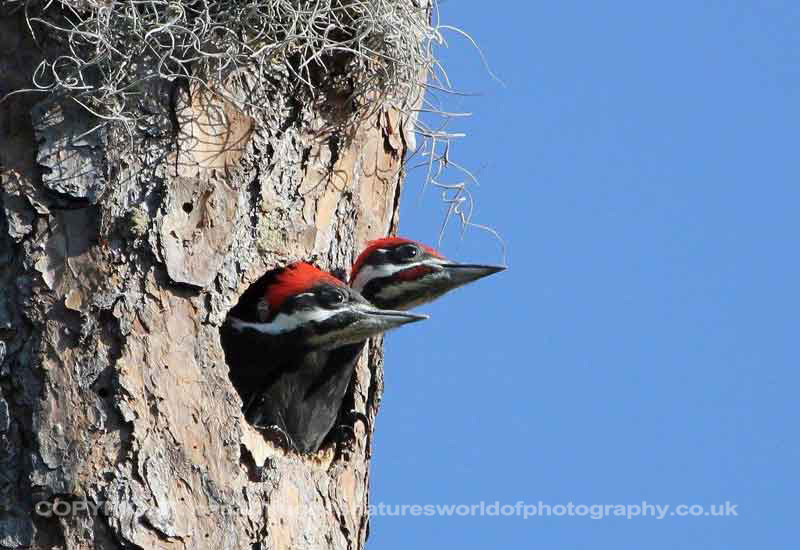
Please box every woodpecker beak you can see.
[356,305,429,330]
[437,263,506,289]
[307,302,428,349]
[332,303,428,346]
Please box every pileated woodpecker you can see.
[321,236,505,425]
[350,237,505,310]
[221,262,426,453]
[316,237,505,443]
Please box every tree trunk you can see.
[0,3,424,547]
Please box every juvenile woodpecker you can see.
[221,262,426,452]
[318,237,505,436]
[350,237,505,310]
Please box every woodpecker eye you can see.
[395,244,419,262]
[319,288,347,308]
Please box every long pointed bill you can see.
[347,304,428,338]
[358,307,428,330]
[310,304,428,348]
[439,263,506,289]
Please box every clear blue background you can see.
[370,2,799,548]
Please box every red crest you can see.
[266,263,344,312]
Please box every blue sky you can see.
[368,2,799,549]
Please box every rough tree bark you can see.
[0,5,422,548]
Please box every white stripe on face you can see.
[374,269,449,309]
[229,307,340,335]
[351,263,412,292]
[351,256,446,292]
[376,277,431,301]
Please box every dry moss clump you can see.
[10,0,443,134]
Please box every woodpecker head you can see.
[227,262,427,349]
[350,237,506,310]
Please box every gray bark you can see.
[0,7,419,549]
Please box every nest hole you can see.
[220,267,361,454]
